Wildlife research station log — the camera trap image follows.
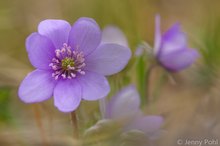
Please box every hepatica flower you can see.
[154,15,199,72]
[18,17,131,112]
[104,85,163,140]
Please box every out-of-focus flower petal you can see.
[154,15,199,72]
[38,19,71,49]
[159,49,199,72]
[26,33,55,70]
[135,46,145,57]
[105,85,141,120]
[159,23,187,57]
[121,130,150,146]
[124,116,164,140]
[135,42,153,57]
[84,119,120,139]
[85,43,131,76]
[68,17,101,56]
[154,15,162,56]
[77,71,110,100]
[54,79,81,112]
[102,25,129,47]
[18,70,56,103]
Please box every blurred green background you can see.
[1,0,220,146]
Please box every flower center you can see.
[49,43,86,80]
[61,58,75,69]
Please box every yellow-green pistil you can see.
[62,57,75,70]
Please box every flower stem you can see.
[70,111,79,139]
[99,98,107,119]
[145,65,155,104]
[137,56,147,106]
[33,104,49,146]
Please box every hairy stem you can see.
[70,111,79,139]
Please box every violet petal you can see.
[26,33,55,70]
[105,85,141,120]
[54,79,82,112]
[159,48,199,72]
[77,71,110,101]
[159,23,187,57]
[38,19,71,49]
[68,17,101,56]
[154,15,162,56]
[18,69,56,103]
[101,25,129,47]
[85,43,131,76]
[124,116,164,140]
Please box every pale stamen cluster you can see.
[49,43,86,80]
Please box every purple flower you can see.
[18,17,131,112]
[104,85,163,140]
[154,15,199,72]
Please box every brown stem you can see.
[70,111,79,139]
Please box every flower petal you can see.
[68,17,101,56]
[26,33,55,70]
[38,19,71,49]
[105,85,141,120]
[154,15,162,56]
[77,71,110,101]
[18,70,56,103]
[159,23,187,57]
[102,25,129,47]
[54,79,82,112]
[124,116,164,140]
[85,43,131,76]
[159,48,199,72]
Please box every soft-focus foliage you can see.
[0,88,11,123]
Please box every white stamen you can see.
[55,71,60,74]
[55,49,61,58]
[49,63,53,67]
[61,74,66,79]
[72,51,77,56]
[55,76,59,80]
[63,43,68,47]
[77,63,86,68]
[80,71,85,75]
[71,73,76,78]
[61,48,66,54]
[50,43,86,80]
[52,65,58,70]
[67,48,72,56]
[67,65,75,70]
[52,58,60,63]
